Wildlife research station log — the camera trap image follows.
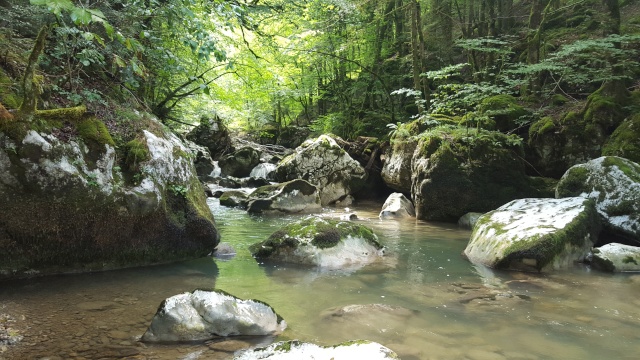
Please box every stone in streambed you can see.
[591,243,640,272]
[379,192,415,219]
[234,340,400,360]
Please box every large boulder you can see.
[0,122,219,279]
[234,340,399,360]
[185,117,233,159]
[463,197,600,272]
[219,190,250,209]
[184,139,219,180]
[249,216,384,269]
[411,127,555,221]
[602,114,640,164]
[219,146,261,178]
[379,193,415,219]
[556,156,640,244]
[275,135,367,205]
[380,139,417,194]
[246,179,321,214]
[141,289,286,342]
[591,243,640,272]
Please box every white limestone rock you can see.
[379,193,415,219]
[141,289,286,342]
[250,216,384,269]
[234,340,400,360]
[275,135,367,205]
[246,179,322,214]
[556,156,640,242]
[464,197,600,272]
[380,140,417,194]
[591,243,640,272]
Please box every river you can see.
[0,198,639,359]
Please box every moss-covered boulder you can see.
[249,216,384,269]
[0,120,219,279]
[411,127,555,221]
[276,125,311,149]
[275,135,367,205]
[477,94,529,132]
[185,117,233,159]
[556,156,640,243]
[591,243,640,272]
[246,179,321,214]
[219,190,250,209]
[602,114,640,163]
[219,146,261,178]
[464,197,600,272]
[141,289,286,343]
[234,340,400,360]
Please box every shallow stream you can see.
[1,199,639,359]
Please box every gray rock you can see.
[141,289,286,342]
[591,243,640,272]
[185,117,233,159]
[340,213,358,221]
[381,139,417,194]
[214,242,236,259]
[234,340,399,360]
[464,197,600,272]
[246,179,321,214]
[240,176,270,188]
[458,212,484,229]
[219,147,261,178]
[249,216,384,269]
[217,176,242,188]
[556,156,640,243]
[219,190,250,209]
[275,135,367,205]
[379,193,415,218]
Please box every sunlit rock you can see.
[250,163,277,180]
[246,179,321,214]
[275,135,367,205]
[234,340,400,360]
[249,216,384,269]
[464,197,600,272]
[458,212,483,229]
[379,193,415,219]
[381,139,417,194]
[591,243,640,272]
[219,146,261,178]
[141,289,286,343]
[556,156,640,243]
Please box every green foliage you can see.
[168,184,188,197]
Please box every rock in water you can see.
[246,179,321,214]
[219,147,261,178]
[249,163,277,180]
[234,340,399,360]
[463,197,600,272]
[458,212,483,229]
[249,216,384,269]
[591,243,640,272]
[275,135,367,205]
[141,289,286,342]
[556,156,640,244]
[379,193,415,218]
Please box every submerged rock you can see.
[591,243,640,272]
[463,197,600,272]
[379,193,415,219]
[249,216,384,269]
[246,179,321,214]
[141,289,286,343]
[234,340,399,360]
[275,135,367,205]
[556,156,640,244]
[0,122,219,278]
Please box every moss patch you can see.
[124,137,149,172]
[602,114,640,163]
[556,165,590,197]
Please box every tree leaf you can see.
[70,7,93,26]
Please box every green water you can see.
[1,199,639,359]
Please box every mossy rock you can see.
[249,216,383,268]
[76,117,115,156]
[477,95,529,132]
[219,190,249,209]
[602,114,640,163]
[124,138,149,172]
[528,116,556,139]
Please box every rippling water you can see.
[1,198,639,359]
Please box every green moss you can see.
[622,256,638,265]
[602,114,640,163]
[551,94,568,106]
[478,95,528,131]
[556,166,590,197]
[529,116,556,138]
[602,156,640,183]
[36,105,87,121]
[124,138,149,171]
[496,199,599,271]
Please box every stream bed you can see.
[1,198,639,359]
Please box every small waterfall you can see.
[250,163,276,179]
[210,161,222,178]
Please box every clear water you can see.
[1,199,639,360]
